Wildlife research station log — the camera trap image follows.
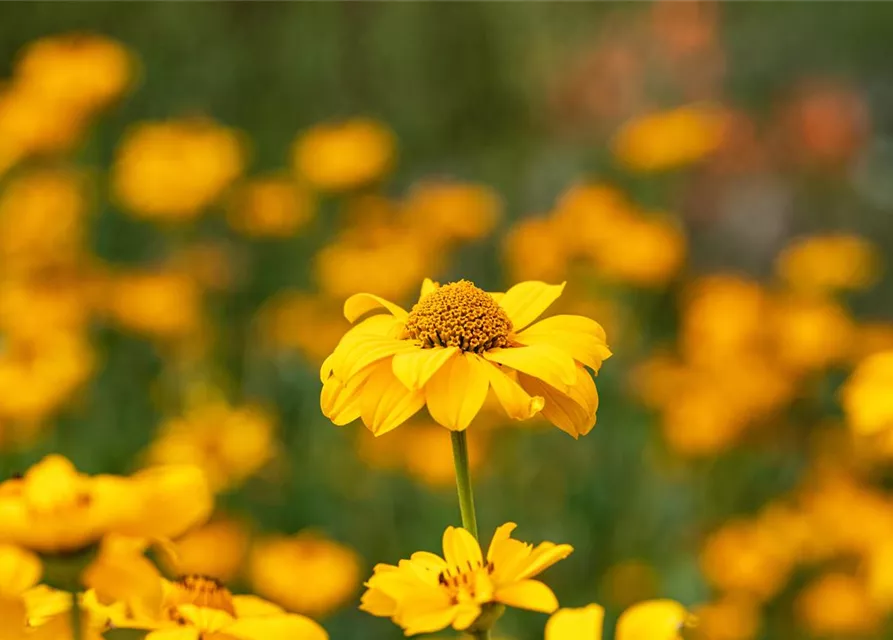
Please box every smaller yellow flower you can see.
[0,455,212,554]
[228,176,315,238]
[248,531,361,618]
[795,572,880,637]
[258,292,351,365]
[691,595,761,640]
[360,523,572,635]
[612,103,727,172]
[104,269,203,341]
[842,350,893,436]
[113,118,245,221]
[776,233,880,295]
[162,516,251,583]
[144,399,276,493]
[545,600,692,640]
[402,181,501,244]
[292,118,395,191]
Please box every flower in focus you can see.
[0,455,212,554]
[14,33,134,116]
[85,551,328,640]
[841,350,893,436]
[360,523,572,635]
[321,279,611,437]
[612,103,727,172]
[545,599,692,640]
[162,516,251,583]
[228,176,315,238]
[248,530,361,618]
[143,399,276,493]
[292,118,395,191]
[776,233,880,295]
[113,118,245,221]
[794,572,880,637]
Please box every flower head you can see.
[545,600,692,640]
[360,522,572,635]
[321,279,611,437]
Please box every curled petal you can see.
[498,281,566,331]
[344,293,408,323]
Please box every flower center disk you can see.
[405,280,512,353]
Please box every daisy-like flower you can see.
[360,522,572,635]
[321,279,611,437]
[545,600,693,640]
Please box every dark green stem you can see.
[450,430,479,539]
[70,590,82,640]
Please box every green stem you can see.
[450,430,479,539]
[69,590,82,640]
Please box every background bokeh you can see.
[2,2,893,639]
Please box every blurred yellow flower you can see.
[0,455,212,553]
[795,572,880,637]
[14,33,134,116]
[0,168,89,276]
[248,531,361,618]
[776,233,880,295]
[162,516,251,583]
[551,184,633,256]
[321,279,611,437]
[769,295,854,373]
[360,523,572,635]
[612,103,727,172]
[700,519,793,602]
[851,321,893,362]
[144,400,276,493]
[403,181,501,244]
[545,600,692,640]
[842,350,893,436]
[357,421,488,488]
[258,292,349,365]
[85,554,328,640]
[691,595,760,640]
[228,176,315,238]
[113,118,245,221]
[105,269,202,340]
[503,218,569,283]
[592,215,686,287]
[292,118,395,191]
[0,543,41,624]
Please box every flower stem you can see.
[450,430,479,540]
[69,590,82,640]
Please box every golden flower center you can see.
[437,559,494,604]
[405,280,512,353]
[167,575,236,618]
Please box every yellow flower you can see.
[612,103,727,172]
[248,531,361,618]
[776,233,880,295]
[321,279,611,437]
[0,544,42,625]
[503,218,569,283]
[292,118,395,191]
[842,350,893,436]
[14,33,134,116]
[162,516,251,583]
[104,269,202,340]
[85,552,328,640]
[590,215,686,287]
[258,292,351,365]
[545,600,691,640]
[0,455,212,553]
[690,595,761,640]
[113,118,245,221]
[795,572,880,637]
[769,295,854,373]
[402,181,501,244]
[143,400,276,493]
[228,176,315,238]
[360,523,572,635]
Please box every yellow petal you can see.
[331,335,418,382]
[486,522,518,563]
[320,375,362,425]
[546,605,606,640]
[519,367,598,438]
[400,603,462,636]
[232,595,285,617]
[409,551,448,572]
[442,526,484,570]
[452,603,483,630]
[392,347,458,391]
[359,363,425,436]
[420,278,439,298]
[484,367,544,420]
[123,465,213,539]
[498,281,566,331]
[343,292,408,323]
[495,579,559,613]
[147,630,201,640]
[425,353,491,431]
[616,600,688,640]
[484,345,578,393]
[516,543,574,580]
[516,315,612,371]
[225,613,329,640]
[0,544,41,595]
[359,587,396,617]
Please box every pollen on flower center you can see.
[437,559,495,603]
[167,574,236,618]
[405,280,512,353]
